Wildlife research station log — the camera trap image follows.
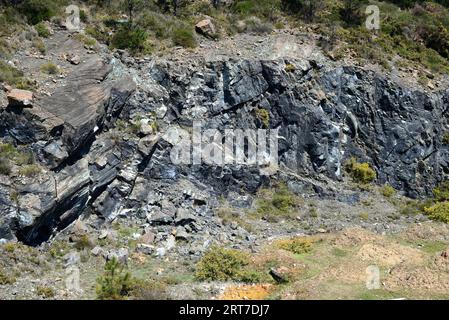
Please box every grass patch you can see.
[18,164,41,177]
[172,26,197,48]
[73,33,97,47]
[32,38,46,54]
[0,268,16,285]
[253,183,302,222]
[381,184,396,198]
[217,207,254,232]
[276,237,314,254]
[36,285,55,298]
[40,62,59,74]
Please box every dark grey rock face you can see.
[1,55,448,245]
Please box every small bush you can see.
[345,157,376,184]
[424,202,449,223]
[35,22,50,37]
[339,0,368,26]
[36,285,55,298]
[285,63,296,72]
[96,258,133,300]
[433,181,449,202]
[255,108,269,128]
[443,132,449,145]
[79,9,88,23]
[276,237,313,254]
[18,0,58,25]
[172,27,197,48]
[40,62,59,74]
[381,184,396,197]
[196,246,250,282]
[111,26,147,53]
[255,183,301,222]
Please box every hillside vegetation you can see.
[2,0,449,78]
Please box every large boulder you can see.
[195,19,216,39]
[6,88,33,108]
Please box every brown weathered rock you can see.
[195,19,216,38]
[6,89,33,108]
[67,54,81,65]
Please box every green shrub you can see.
[111,26,147,53]
[196,246,250,281]
[40,62,59,74]
[345,157,376,184]
[255,183,301,222]
[281,0,324,22]
[172,27,197,48]
[80,9,88,23]
[433,181,449,202]
[35,22,50,37]
[18,0,59,25]
[96,258,133,300]
[276,237,313,254]
[339,0,368,26]
[424,201,449,223]
[233,0,281,20]
[36,285,55,298]
[381,184,396,197]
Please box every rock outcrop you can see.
[1,53,448,245]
